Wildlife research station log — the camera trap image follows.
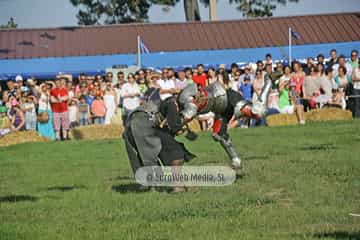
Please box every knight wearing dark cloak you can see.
[124,77,271,176]
[123,91,195,177]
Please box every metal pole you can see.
[289,27,292,67]
[137,35,141,67]
[209,0,217,21]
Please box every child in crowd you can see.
[279,81,305,125]
[6,96,19,110]
[86,89,96,106]
[309,91,320,109]
[91,94,105,124]
[9,104,25,131]
[0,106,11,137]
[289,83,302,107]
[68,98,79,129]
[239,76,253,101]
[78,95,90,126]
[22,95,37,130]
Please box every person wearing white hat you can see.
[15,75,23,82]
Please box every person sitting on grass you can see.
[324,89,343,109]
[278,80,306,125]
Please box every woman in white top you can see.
[279,65,292,84]
[207,68,218,85]
[37,83,55,140]
[68,98,79,128]
[103,83,117,124]
[120,73,140,122]
[22,95,37,130]
[66,80,75,101]
[252,69,265,103]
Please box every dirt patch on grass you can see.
[265,188,295,208]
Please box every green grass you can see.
[1,120,360,240]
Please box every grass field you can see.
[1,120,360,240]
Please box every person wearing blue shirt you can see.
[239,76,253,101]
[86,90,96,106]
[237,76,253,128]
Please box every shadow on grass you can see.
[112,183,150,193]
[112,183,172,193]
[46,185,87,192]
[312,231,360,240]
[300,143,337,151]
[236,172,245,180]
[106,176,132,181]
[0,195,38,203]
[243,155,269,161]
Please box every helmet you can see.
[234,100,249,119]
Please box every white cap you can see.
[15,75,23,81]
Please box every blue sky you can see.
[0,0,359,28]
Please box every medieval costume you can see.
[124,77,272,179]
[177,79,272,169]
[123,96,195,176]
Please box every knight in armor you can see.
[177,77,272,169]
[123,95,195,192]
[123,73,272,191]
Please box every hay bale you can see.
[71,124,124,140]
[305,108,352,122]
[266,108,352,127]
[266,113,299,127]
[0,131,49,147]
[72,117,200,141]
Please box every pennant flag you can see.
[140,39,150,54]
[291,30,301,40]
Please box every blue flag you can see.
[140,39,150,54]
[291,30,301,40]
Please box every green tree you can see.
[70,0,299,25]
[229,0,299,18]
[70,0,152,24]
[0,17,18,29]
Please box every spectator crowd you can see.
[0,48,359,140]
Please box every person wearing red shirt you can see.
[192,64,208,88]
[50,77,69,140]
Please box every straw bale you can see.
[71,124,124,140]
[0,131,49,147]
[267,108,352,127]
